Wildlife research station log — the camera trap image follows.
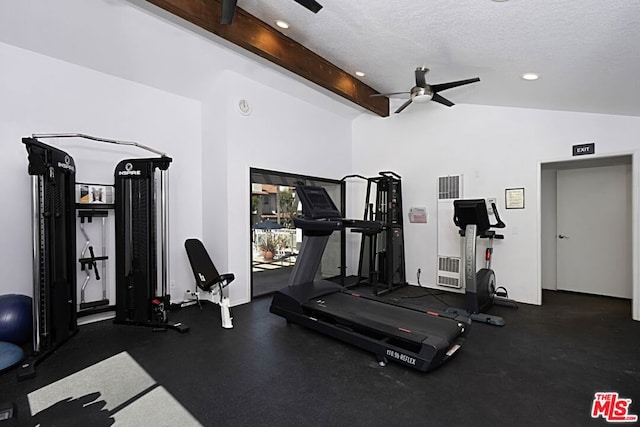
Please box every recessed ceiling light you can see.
[491,0,509,2]
[521,73,539,81]
[355,71,366,77]
[275,20,289,29]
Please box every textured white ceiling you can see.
[238,0,640,116]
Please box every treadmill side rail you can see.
[270,283,467,372]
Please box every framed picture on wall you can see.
[505,188,525,209]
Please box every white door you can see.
[556,164,632,298]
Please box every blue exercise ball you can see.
[0,294,33,345]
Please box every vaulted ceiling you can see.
[150,0,639,118]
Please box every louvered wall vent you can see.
[438,175,461,200]
[437,256,461,288]
[437,175,463,289]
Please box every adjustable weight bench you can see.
[184,239,234,329]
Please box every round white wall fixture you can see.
[239,99,252,115]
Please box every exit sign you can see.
[573,143,595,156]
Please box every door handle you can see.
[558,234,569,239]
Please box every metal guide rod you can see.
[102,216,107,300]
[32,133,167,157]
[79,223,91,303]
[31,176,42,352]
[160,168,170,296]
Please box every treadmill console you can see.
[295,186,384,231]
[296,186,342,219]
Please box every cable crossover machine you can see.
[20,133,187,380]
[343,171,407,296]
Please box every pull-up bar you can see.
[32,133,167,157]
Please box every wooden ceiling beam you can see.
[145,0,389,117]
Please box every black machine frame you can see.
[20,134,187,379]
[20,138,79,379]
[113,157,187,332]
[342,171,407,295]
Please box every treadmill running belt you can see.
[302,292,463,345]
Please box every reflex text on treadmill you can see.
[386,350,416,365]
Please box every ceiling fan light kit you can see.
[412,94,431,103]
[372,67,480,114]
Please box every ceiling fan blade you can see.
[370,91,411,98]
[293,0,323,13]
[221,0,237,24]
[432,93,454,107]
[394,99,413,114]
[431,77,480,93]
[415,67,428,88]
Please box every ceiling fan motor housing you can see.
[412,86,433,102]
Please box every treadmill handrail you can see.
[341,218,384,231]
[293,216,342,231]
[293,216,384,233]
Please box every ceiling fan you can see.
[372,67,480,114]
[221,0,323,25]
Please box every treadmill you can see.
[270,186,468,372]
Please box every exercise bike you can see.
[446,199,517,326]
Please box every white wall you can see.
[540,168,557,290]
[2,0,639,320]
[0,0,358,307]
[213,70,353,305]
[352,104,640,319]
[0,0,362,118]
[0,42,202,302]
